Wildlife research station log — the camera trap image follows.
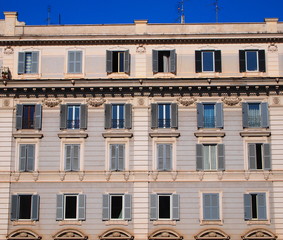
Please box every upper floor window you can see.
[104,104,132,129]
[151,103,178,129]
[203,193,220,220]
[242,102,269,128]
[60,104,87,130]
[67,51,82,74]
[65,144,80,171]
[16,104,42,130]
[197,103,223,128]
[106,50,130,74]
[244,193,267,220]
[109,144,125,171]
[18,52,39,74]
[19,144,35,172]
[239,50,266,72]
[195,50,222,73]
[11,194,39,221]
[157,143,172,171]
[248,143,271,170]
[152,50,176,73]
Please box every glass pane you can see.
[119,52,124,72]
[65,196,77,219]
[67,106,80,129]
[19,195,32,219]
[112,104,124,128]
[210,145,217,170]
[111,196,123,219]
[251,194,258,219]
[158,104,171,128]
[246,51,258,71]
[25,53,32,73]
[204,104,215,128]
[22,105,35,129]
[159,195,170,219]
[203,145,210,170]
[202,51,214,71]
[248,103,261,127]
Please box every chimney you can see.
[134,20,148,34]
[265,18,279,33]
[4,12,18,36]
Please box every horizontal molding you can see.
[240,131,271,137]
[149,132,181,138]
[102,132,133,138]
[194,131,225,137]
[57,132,88,138]
[13,133,43,139]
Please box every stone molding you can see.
[42,98,62,108]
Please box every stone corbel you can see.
[268,43,278,52]
[59,172,66,181]
[217,171,224,180]
[244,170,251,180]
[13,172,20,181]
[171,171,178,181]
[87,97,106,107]
[105,171,112,181]
[198,171,205,181]
[123,171,131,181]
[78,171,85,181]
[150,171,159,181]
[222,97,242,106]
[32,171,39,181]
[177,97,196,106]
[263,170,271,180]
[42,98,62,108]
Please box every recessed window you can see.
[151,103,178,129]
[203,144,217,170]
[65,144,80,171]
[110,144,125,171]
[64,195,77,219]
[197,103,223,129]
[158,104,171,128]
[158,195,171,219]
[152,50,176,73]
[195,50,221,73]
[16,104,42,130]
[106,50,130,74]
[246,51,258,71]
[18,52,39,74]
[104,104,132,129]
[242,102,269,128]
[202,51,214,72]
[239,50,266,72]
[110,195,123,219]
[67,105,80,129]
[244,193,267,220]
[112,104,125,129]
[203,104,215,128]
[19,144,35,172]
[60,104,88,130]
[22,105,35,129]
[203,193,220,220]
[157,143,172,171]
[67,51,82,74]
[248,143,271,170]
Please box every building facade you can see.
[0,11,283,240]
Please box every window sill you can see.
[200,220,223,225]
[104,220,128,226]
[153,72,176,78]
[64,73,84,79]
[149,132,180,138]
[194,131,225,138]
[13,132,43,139]
[107,73,129,79]
[240,130,271,137]
[12,220,37,226]
[153,220,176,226]
[58,220,82,226]
[102,132,133,138]
[18,73,41,79]
[58,132,88,138]
[246,220,270,225]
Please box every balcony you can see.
[1,66,10,80]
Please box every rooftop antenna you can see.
[177,0,187,24]
[213,0,220,23]
[47,5,51,25]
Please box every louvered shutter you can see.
[118,144,125,171]
[258,50,266,72]
[56,194,64,220]
[19,144,27,172]
[165,144,172,171]
[242,102,249,128]
[102,194,110,220]
[110,145,117,171]
[34,104,42,130]
[261,102,269,128]
[170,50,176,73]
[68,51,75,73]
[239,50,246,72]
[211,194,219,220]
[31,195,39,221]
[195,51,202,73]
[196,144,203,170]
[16,104,23,130]
[150,194,158,220]
[171,103,178,128]
[124,50,130,73]
[214,50,222,72]
[151,103,158,128]
[31,52,39,74]
[78,194,86,220]
[203,194,211,220]
[18,52,25,74]
[75,51,82,73]
[157,144,164,170]
[11,195,18,220]
[106,50,113,73]
[125,104,132,129]
[217,144,225,170]
[104,104,112,129]
[197,103,204,128]
[172,194,180,220]
[248,144,256,170]
[263,143,271,170]
[257,193,267,220]
[80,104,87,129]
[65,145,72,171]
[26,144,35,171]
[60,105,67,129]
[215,103,223,128]
[124,194,132,220]
[72,145,80,171]
[244,194,251,220]
[152,50,159,73]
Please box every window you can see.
[104,104,132,129]
[150,193,179,220]
[60,104,87,130]
[19,144,35,172]
[196,144,225,171]
[106,50,130,73]
[197,103,223,128]
[11,194,39,221]
[242,102,269,128]
[203,193,220,220]
[248,143,271,170]
[109,144,125,171]
[16,104,42,130]
[151,103,178,129]
[18,52,39,74]
[65,144,80,171]
[239,50,266,72]
[102,194,132,221]
[244,193,267,220]
[152,50,176,73]
[56,194,86,221]
[157,144,172,171]
[67,51,82,74]
[195,50,222,72]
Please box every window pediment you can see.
[53,229,87,240]
[242,229,277,240]
[7,230,41,240]
[99,229,133,240]
[194,229,229,240]
[149,230,183,240]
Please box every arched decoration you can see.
[149,230,183,240]
[242,229,277,240]
[99,229,134,240]
[53,229,88,240]
[194,229,230,240]
[7,229,41,240]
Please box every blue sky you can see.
[0,0,282,25]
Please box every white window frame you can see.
[16,48,41,77]
[203,144,218,171]
[110,194,125,220]
[245,50,259,72]
[202,51,215,72]
[67,105,81,129]
[157,194,172,220]
[63,194,79,220]
[112,104,125,129]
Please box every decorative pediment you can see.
[149,230,183,240]
[7,230,41,240]
[242,229,277,240]
[99,229,133,240]
[195,229,229,240]
[53,229,87,240]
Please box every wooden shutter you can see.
[257,193,267,220]
[152,50,159,73]
[118,144,125,171]
[151,103,158,128]
[78,194,86,220]
[106,50,113,73]
[215,103,223,128]
[80,104,88,129]
[172,194,180,220]
[169,50,176,73]
[124,50,130,73]
[242,102,249,128]
[60,104,67,129]
[110,145,117,171]
[16,104,23,130]
[72,145,80,171]
[171,103,178,129]
[34,104,42,130]
[261,102,269,128]
[75,51,82,73]
[68,51,75,73]
[197,103,204,128]
[211,194,219,220]
[11,195,18,221]
[203,193,211,219]
[258,50,266,72]
[157,144,164,170]
[217,144,225,170]
[31,195,39,221]
[19,145,27,172]
[248,143,256,170]
[56,194,64,221]
[214,50,222,72]
[244,194,251,220]
[102,194,110,220]
[26,144,35,171]
[150,194,158,220]
[104,104,112,129]
[31,52,39,74]
[18,52,25,74]
[65,145,72,171]
[239,50,246,72]
[195,50,202,73]
[165,144,172,171]
[263,143,271,170]
[196,144,203,170]
[125,104,132,129]
[124,194,132,220]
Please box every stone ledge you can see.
[246,220,270,225]
[200,220,223,226]
[58,220,82,226]
[240,131,271,137]
[104,220,129,226]
[194,131,225,137]
[153,220,176,226]
[149,132,180,138]
[58,132,88,138]
[13,133,43,138]
[102,132,133,138]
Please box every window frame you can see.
[18,51,39,75]
[110,194,124,220]
[202,51,215,72]
[247,143,271,170]
[64,144,81,171]
[239,49,266,73]
[16,104,42,130]
[152,49,176,74]
[109,143,125,171]
[60,104,88,130]
[64,194,79,220]
[67,50,83,74]
[244,192,268,221]
[245,50,259,72]
[67,105,81,130]
[151,102,178,129]
[104,103,132,129]
[197,102,223,129]
[242,102,269,128]
[106,49,130,74]
[200,191,222,223]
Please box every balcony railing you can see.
[22,119,34,129]
[158,119,171,128]
[248,116,261,128]
[204,116,215,128]
[112,119,124,129]
[67,120,80,129]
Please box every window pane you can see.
[248,103,261,127]
[158,51,170,72]
[159,195,171,219]
[255,144,263,169]
[65,196,77,219]
[111,196,123,219]
[246,51,258,71]
[251,194,258,219]
[204,104,215,128]
[112,104,124,128]
[67,106,80,129]
[202,51,214,72]
[119,52,124,72]
[203,145,217,170]
[158,104,171,128]
[22,105,35,129]
[19,195,32,219]
[25,52,32,73]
